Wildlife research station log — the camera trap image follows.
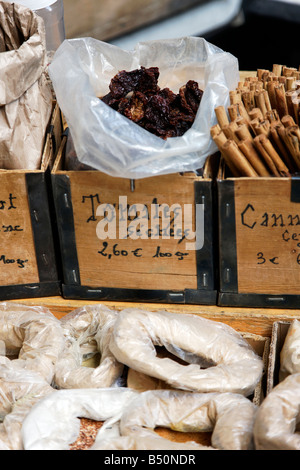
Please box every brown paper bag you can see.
[0,1,53,170]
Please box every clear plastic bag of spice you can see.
[49,36,239,179]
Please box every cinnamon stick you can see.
[282,66,298,77]
[222,122,240,144]
[251,119,271,137]
[228,104,240,122]
[253,135,281,176]
[278,125,300,169]
[255,90,268,117]
[281,115,296,128]
[212,134,240,177]
[210,124,222,138]
[237,102,251,122]
[286,76,295,91]
[265,109,280,123]
[222,139,258,177]
[272,64,283,76]
[269,121,297,172]
[285,90,298,122]
[229,90,242,104]
[238,138,270,176]
[235,123,253,141]
[248,108,264,122]
[275,84,288,118]
[262,89,272,112]
[242,91,255,112]
[215,106,230,129]
[257,69,269,81]
[266,81,279,109]
[255,134,290,177]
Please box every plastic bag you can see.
[279,319,300,381]
[0,363,53,450]
[253,373,300,450]
[21,388,138,450]
[49,36,239,179]
[0,302,65,384]
[109,308,264,397]
[93,389,257,451]
[53,304,124,389]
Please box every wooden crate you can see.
[0,104,62,300]
[217,159,300,308]
[51,135,218,304]
[266,320,291,394]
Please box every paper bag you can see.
[0,1,53,170]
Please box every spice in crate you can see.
[211,64,300,177]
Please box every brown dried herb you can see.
[101,67,203,139]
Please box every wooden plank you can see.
[64,0,208,41]
[239,71,257,81]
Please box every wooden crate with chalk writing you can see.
[217,158,300,309]
[51,133,218,304]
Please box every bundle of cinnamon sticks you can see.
[211,64,300,177]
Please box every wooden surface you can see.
[7,295,300,338]
[64,0,207,41]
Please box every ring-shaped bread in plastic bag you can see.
[279,319,300,381]
[0,360,53,450]
[109,309,264,396]
[93,389,257,450]
[53,305,123,389]
[21,388,138,450]
[254,373,300,450]
[0,302,65,383]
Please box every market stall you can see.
[1,0,300,452]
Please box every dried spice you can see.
[101,67,203,139]
[69,418,104,450]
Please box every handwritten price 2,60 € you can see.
[98,242,189,261]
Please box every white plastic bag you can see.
[21,388,138,450]
[253,373,300,450]
[0,364,53,450]
[53,304,124,389]
[93,389,257,451]
[109,308,264,397]
[279,319,300,381]
[0,302,65,384]
[49,36,239,179]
